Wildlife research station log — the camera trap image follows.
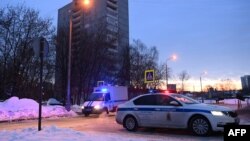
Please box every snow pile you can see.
[0,97,77,122]
[0,126,155,141]
[0,97,38,111]
[71,104,82,113]
[0,126,85,141]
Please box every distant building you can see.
[241,75,250,91]
[55,0,129,99]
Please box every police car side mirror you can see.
[169,101,180,106]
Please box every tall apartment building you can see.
[55,0,129,99]
[241,75,250,91]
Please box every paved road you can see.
[0,113,225,141]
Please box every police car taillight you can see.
[164,90,169,94]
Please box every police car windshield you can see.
[171,94,199,104]
[87,93,104,101]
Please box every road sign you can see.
[32,37,49,57]
[32,36,49,131]
[144,70,155,83]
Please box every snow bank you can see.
[0,97,77,122]
[204,98,250,104]
[71,104,82,113]
[0,97,38,111]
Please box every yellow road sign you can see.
[144,70,155,83]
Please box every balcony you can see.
[107,8,118,18]
[107,1,117,11]
[72,10,82,19]
[108,0,117,3]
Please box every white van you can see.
[81,86,128,116]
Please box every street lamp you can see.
[83,0,90,5]
[66,0,90,111]
[200,71,207,103]
[166,54,177,90]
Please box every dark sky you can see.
[1,0,249,89]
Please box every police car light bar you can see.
[149,89,154,93]
[164,90,169,94]
[101,88,108,92]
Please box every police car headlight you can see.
[81,106,85,109]
[94,105,101,110]
[211,111,224,116]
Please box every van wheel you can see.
[84,113,90,117]
[189,116,211,136]
[123,115,138,131]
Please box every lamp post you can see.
[200,76,202,97]
[66,0,90,111]
[166,54,177,90]
[200,71,207,103]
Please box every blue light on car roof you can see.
[101,88,108,92]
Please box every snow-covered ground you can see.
[0,96,248,141]
[0,125,154,141]
[0,97,169,141]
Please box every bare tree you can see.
[0,5,55,100]
[129,39,159,89]
[178,70,190,92]
[215,79,236,91]
[223,79,236,91]
[205,85,215,92]
[151,63,166,88]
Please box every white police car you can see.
[116,93,240,136]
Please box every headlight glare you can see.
[81,106,84,109]
[94,105,101,110]
[211,111,224,116]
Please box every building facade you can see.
[55,0,129,101]
[241,75,250,91]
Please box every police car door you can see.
[133,95,158,127]
[155,95,182,128]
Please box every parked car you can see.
[46,98,63,106]
[116,93,240,136]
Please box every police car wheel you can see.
[123,116,137,131]
[189,116,211,136]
